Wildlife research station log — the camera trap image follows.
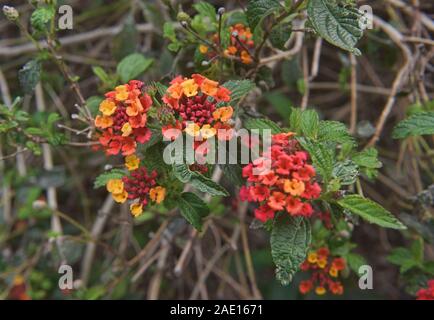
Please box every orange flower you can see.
[121,122,133,137]
[129,113,147,128]
[241,50,253,64]
[283,179,305,196]
[332,258,346,271]
[106,179,124,194]
[307,252,318,264]
[215,86,231,102]
[225,46,237,55]
[125,154,140,171]
[115,85,129,101]
[213,106,233,122]
[200,124,217,139]
[95,115,113,129]
[99,99,116,116]
[112,190,128,203]
[130,203,143,217]
[185,122,201,137]
[329,267,338,278]
[149,186,166,204]
[121,137,136,156]
[199,45,209,54]
[200,78,219,96]
[299,280,313,295]
[315,286,326,295]
[267,192,286,211]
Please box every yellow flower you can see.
[130,203,143,217]
[95,115,113,129]
[106,179,124,194]
[185,122,201,137]
[329,267,338,278]
[115,85,129,101]
[112,190,128,203]
[181,79,198,97]
[307,252,318,264]
[315,286,326,295]
[99,99,117,116]
[200,124,216,139]
[125,154,140,171]
[317,257,327,269]
[121,122,133,137]
[149,186,166,204]
[199,44,209,54]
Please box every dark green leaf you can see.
[179,192,210,231]
[392,112,434,139]
[116,53,154,83]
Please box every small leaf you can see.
[222,80,255,106]
[307,0,363,55]
[116,53,154,83]
[352,148,382,169]
[332,160,359,185]
[93,169,127,189]
[392,112,434,139]
[244,118,282,134]
[300,109,319,139]
[318,120,355,145]
[193,1,217,23]
[346,253,367,273]
[337,195,407,230]
[30,6,55,33]
[179,192,210,231]
[246,0,281,30]
[269,23,292,50]
[18,60,41,94]
[271,216,311,285]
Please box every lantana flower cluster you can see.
[199,23,254,65]
[95,80,152,156]
[299,247,346,296]
[106,166,166,217]
[162,74,234,143]
[417,280,434,300]
[240,132,322,222]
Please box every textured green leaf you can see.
[352,148,382,169]
[246,0,281,30]
[392,112,434,139]
[298,137,334,182]
[244,118,282,134]
[300,109,319,139]
[271,216,311,285]
[18,60,41,94]
[220,164,244,187]
[222,80,255,106]
[332,160,359,185]
[193,1,217,23]
[338,195,406,230]
[116,53,154,83]
[346,253,367,273]
[93,169,127,189]
[307,0,363,55]
[30,6,55,33]
[269,24,292,50]
[318,120,355,145]
[179,192,210,231]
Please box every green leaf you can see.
[178,192,210,231]
[352,148,382,169]
[93,169,127,189]
[220,164,244,187]
[392,112,434,139]
[387,247,419,273]
[307,0,363,55]
[271,216,311,285]
[300,109,319,139]
[297,137,334,182]
[318,120,355,145]
[18,60,41,94]
[332,160,359,185]
[30,6,55,33]
[246,0,281,30]
[172,164,229,196]
[346,253,367,273]
[116,53,154,83]
[244,118,282,134]
[265,92,293,120]
[92,66,112,86]
[269,24,292,50]
[163,23,181,52]
[222,80,255,106]
[337,195,406,230]
[193,1,217,23]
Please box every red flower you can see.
[299,280,313,295]
[254,204,275,222]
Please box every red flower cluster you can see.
[299,247,346,296]
[95,80,152,156]
[417,280,434,300]
[240,133,322,222]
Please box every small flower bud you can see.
[71,113,79,119]
[180,21,188,28]
[104,164,113,171]
[201,60,209,66]
[217,7,225,15]
[2,5,19,22]
[231,31,238,38]
[177,11,191,24]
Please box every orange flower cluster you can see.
[7,275,30,300]
[95,80,152,156]
[162,74,234,142]
[199,23,254,64]
[299,247,346,296]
